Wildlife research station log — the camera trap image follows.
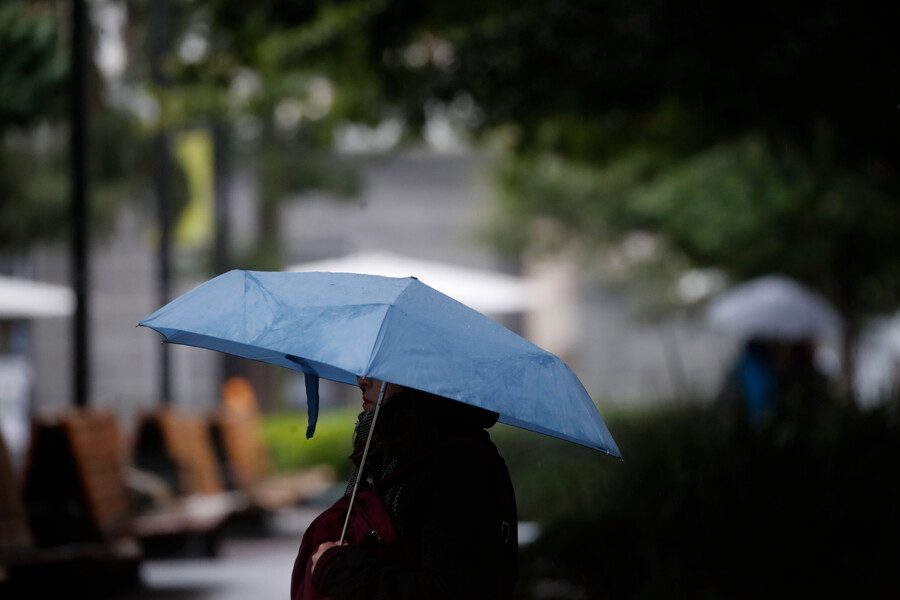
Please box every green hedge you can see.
[262,406,630,516]
[263,401,900,598]
[261,408,361,479]
[513,402,900,599]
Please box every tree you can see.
[443,0,900,388]
[0,1,153,253]
[234,0,899,389]
[0,1,67,130]
[132,0,364,270]
[0,0,68,250]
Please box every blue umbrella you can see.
[139,270,620,457]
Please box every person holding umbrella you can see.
[139,270,621,598]
[707,276,841,428]
[302,376,518,600]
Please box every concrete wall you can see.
[28,203,220,430]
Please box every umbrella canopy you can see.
[285,251,535,315]
[140,270,620,457]
[706,275,843,341]
[0,275,75,320]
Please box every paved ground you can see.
[0,508,318,600]
[3,506,539,599]
[133,536,301,600]
[122,508,317,600]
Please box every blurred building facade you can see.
[21,148,736,429]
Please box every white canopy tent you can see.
[0,275,74,468]
[285,251,536,315]
[0,275,75,320]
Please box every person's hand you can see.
[311,541,345,574]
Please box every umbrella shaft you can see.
[339,380,386,544]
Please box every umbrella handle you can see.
[339,380,386,545]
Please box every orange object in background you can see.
[222,376,260,415]
[216,377,270,490]
[214,377,334,511]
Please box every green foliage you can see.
[0,0,367,254]
[0,1,66,130]
[486,131,900,327]
[0,1,67,250]
[628,137,900,317]
[252,0,897,167]
[224,0,899,338]
[261,407,360,479]
[0,2,155,252]
[462,1,900,332]
[165,0,393,131]
[0,140,66,248]
[0,106,154,251]
[262,405,629,517]
[129,0,373,271]
[514,402,900,599]
[265,398,900,597]
[491,419,628,524]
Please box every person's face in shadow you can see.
[357,376,405,412]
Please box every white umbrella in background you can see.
[0,275,75,320]
[706,275,843,341]
[285,251,535,315]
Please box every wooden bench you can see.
[210,377,335,512]
[1,411,140,590]
[23,411,135,544]
[133,407,227,496]
[130,408,242,556]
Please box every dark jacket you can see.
[312,391,518,600]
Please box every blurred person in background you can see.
[717,337,831,429]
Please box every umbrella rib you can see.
[362,279,415,376]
